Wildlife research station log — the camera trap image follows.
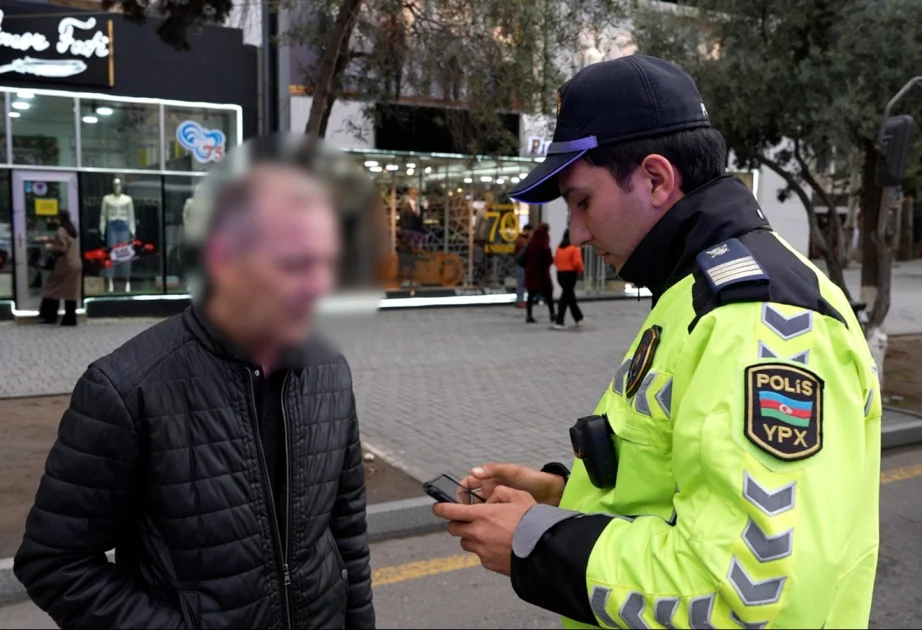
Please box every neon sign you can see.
[176,120,227,164]
[0,10,112,82]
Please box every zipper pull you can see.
[283,563,291,586]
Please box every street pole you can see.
[260,0,277,134]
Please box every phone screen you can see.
[425,474,485,504]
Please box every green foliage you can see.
[284,0,626,154]
[102,0,235,51]
[631,0,922,183]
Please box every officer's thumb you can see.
[473,463,516,483]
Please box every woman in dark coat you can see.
[523,222,555,323]
[39,210,82,326]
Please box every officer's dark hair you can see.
[583,128,727,194]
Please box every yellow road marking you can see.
[372,553,481,587]
[881,463,922,485]
[371,463,922,588]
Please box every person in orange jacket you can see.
[553,229,584,329]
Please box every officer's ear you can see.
[639,154,679,209]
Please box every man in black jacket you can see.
[14,160,375,629]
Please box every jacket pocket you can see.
[178,591,200,630]
[326,533,350,600]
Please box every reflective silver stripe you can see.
[618,592,651,629]
[635,371,658,416]
[758,341,809,364]
[511,505,580,558]
[688,594,716,629]
[654,597,679,628]
[743,472,796,517]
[727,558,786,606]
[742,518,793,562]
[761,304,813,340]
[865,389,875,416]
[612,358,632,396]
[655,377,673,419]
[731,611,768,629]
[589,586,621,628]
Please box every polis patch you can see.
[745,363,824,461]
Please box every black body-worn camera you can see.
[569,414,619,489]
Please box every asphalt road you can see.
[2,446,922,629]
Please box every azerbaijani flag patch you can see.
[745,363,824,461]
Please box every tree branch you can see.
[756,152,852,300]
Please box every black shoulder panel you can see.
[689,229,848,333]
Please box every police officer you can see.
[433,54,880,629]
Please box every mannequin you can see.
[99,178,136,292]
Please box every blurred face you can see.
[559,155,682,270]
[208,166,340,348]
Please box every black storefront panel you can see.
[0,0,258,139]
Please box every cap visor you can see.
[509,150,588,204]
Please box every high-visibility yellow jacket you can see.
[509,177,880,629]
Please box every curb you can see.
[882,418,922,450]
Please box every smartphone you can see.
[423,473,486,504]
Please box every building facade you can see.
[0,0,257,320]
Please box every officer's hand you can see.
[460,463,565,507]
[433,486,537,576]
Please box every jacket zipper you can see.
[247,368,293,629]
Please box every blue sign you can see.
[176,120,226,164]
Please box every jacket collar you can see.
[182,305,310,370]
[618,175,771,304]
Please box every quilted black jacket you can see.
[14,307,375,629]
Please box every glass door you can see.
[12,171,80,313]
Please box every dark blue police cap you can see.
[510,54,711,205]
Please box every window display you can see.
[355,151,532,291]
[80,173,163,296]
[80,101,160,170]
[163,175,205,293]
[164,105,237,172]
[10,92,76,167]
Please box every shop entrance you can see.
[11,171,80,313]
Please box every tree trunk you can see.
[317,44,352,138]
[793,145,849,275]
[867,186,893,331]
[844,148,863,266]
[898,196,914,260]
[860,141,881,307]
[304,0,363,139]
[757,155,852,300]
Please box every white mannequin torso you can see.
[100,193,136,235]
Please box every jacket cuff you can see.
[510,508,614,625]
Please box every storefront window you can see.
[10,93,77,167]
[0,170,10,298]
[163,175,205,293]
[163,106,237,172]
[80,101,161,170]
[80,173,164,297]
[351,150,534,291]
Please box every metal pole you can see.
[261,0,273,134]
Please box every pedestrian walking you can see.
[435,54,880,629]
[15,156,375,629]
[524,222,555,324]
[38,210,81,327]
[512,223,532,308]
[552,229,584,329]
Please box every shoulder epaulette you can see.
[695,237,769,296]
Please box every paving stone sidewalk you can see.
[3,260,922,481]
